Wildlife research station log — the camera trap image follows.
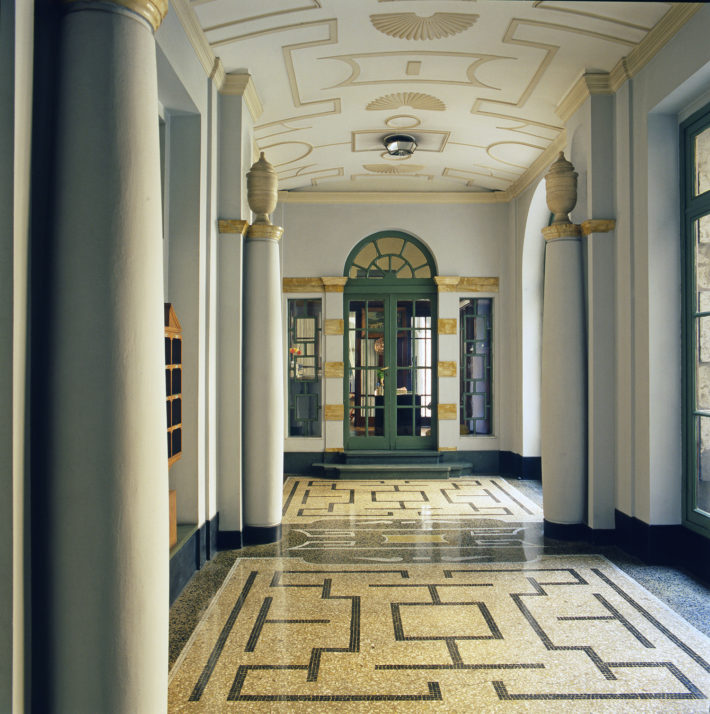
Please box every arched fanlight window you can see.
[344,231,436,280]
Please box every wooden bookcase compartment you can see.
[165,303,183,467]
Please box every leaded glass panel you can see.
[459,298,492,435]
[287,299,322,437]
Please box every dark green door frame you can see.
[343,288,437,451]
[343,230,438,452]
[681,102,710,539]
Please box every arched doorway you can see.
[343,231,437,451]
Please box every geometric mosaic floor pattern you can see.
[169,556,710,712]
[282,477,543,524]
[169,478,710,712]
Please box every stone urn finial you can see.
[545,151,578,225]
[247,152,278,225]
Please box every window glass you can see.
[287,299,322,437]
[459,298,492,435]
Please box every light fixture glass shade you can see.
[384,134,417,156]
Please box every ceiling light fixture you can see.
[383,133,417,157]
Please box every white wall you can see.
[616,5,710,525]
[280,200,511,454]
[157,19,215,531]
[280,202,505,278]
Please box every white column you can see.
[216,219,247,544]
[243,224,284,542]
[47,2,168,711]
[541,223,587,531]
[584,220,616,530]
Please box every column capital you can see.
[321,277,348,293]
[434,276,460,292]
[218,219,248,235]
[64,0,168,31]
[581,218,616,236]
[542,223,582,242]
[246,224,283,242]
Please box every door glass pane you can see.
[695,215,710,311]
[695,416,710,515]
[348,299,385,439]
[695,126,710,196]
[697,316,710,411]
[396,299,432,434]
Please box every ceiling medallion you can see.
[367,92,446,112]
[385,114,421,130]
[370,12,478,41]
[364,164,424,174]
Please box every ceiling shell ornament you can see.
[363,164,425,174]
[370,12,478,41]
[367,92,446,112]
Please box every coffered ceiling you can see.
[186,0,688,195]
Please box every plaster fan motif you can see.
[363,164,425,174]
[367,92,446,112]
[370,12,478,41]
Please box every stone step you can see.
[344,450,441,465]
[312,462,472,480]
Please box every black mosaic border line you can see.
[227,667,442,702]
[492,660,705,700]
[376,662,545,671]
[282,480,299,516]
[489,478,535,515]
[592,567,710,673]
[189,570,257,701]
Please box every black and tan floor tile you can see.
[169,556,710,712]
[282,477,542,524]
[169,477,710,711]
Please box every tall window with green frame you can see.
[287,299,322,437]
[459,298,492,435]
[682,103,710,536]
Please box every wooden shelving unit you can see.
[165,303,183,466]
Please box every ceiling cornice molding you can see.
[170,0,215,78]
[506,131,567,200]
[556,73,612,123]
[210,57,225,90]
[620,3,701,83]
[221,73,264,122]
[277,190,510,205]
[555,3,701,122]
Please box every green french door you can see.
[682,104,710,538]
[345,292,436,450]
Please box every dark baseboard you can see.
[499,451,541,480]
[170,513,221,604]
[543,519,615,544]
[170,528,199,605]
[614,510,679,564]
[285,449,534,477]
[218,529,243,550]
[284,451,336,475]
[197,521,208,569]
[614,509,710,582]
[615,510,710,581]
[207,513,219,560]
[442,450,498,475]
[543,520,587,541]
[244,524,282,545]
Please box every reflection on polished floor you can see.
[169,478,710,712]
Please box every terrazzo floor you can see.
[169,477,710,712]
